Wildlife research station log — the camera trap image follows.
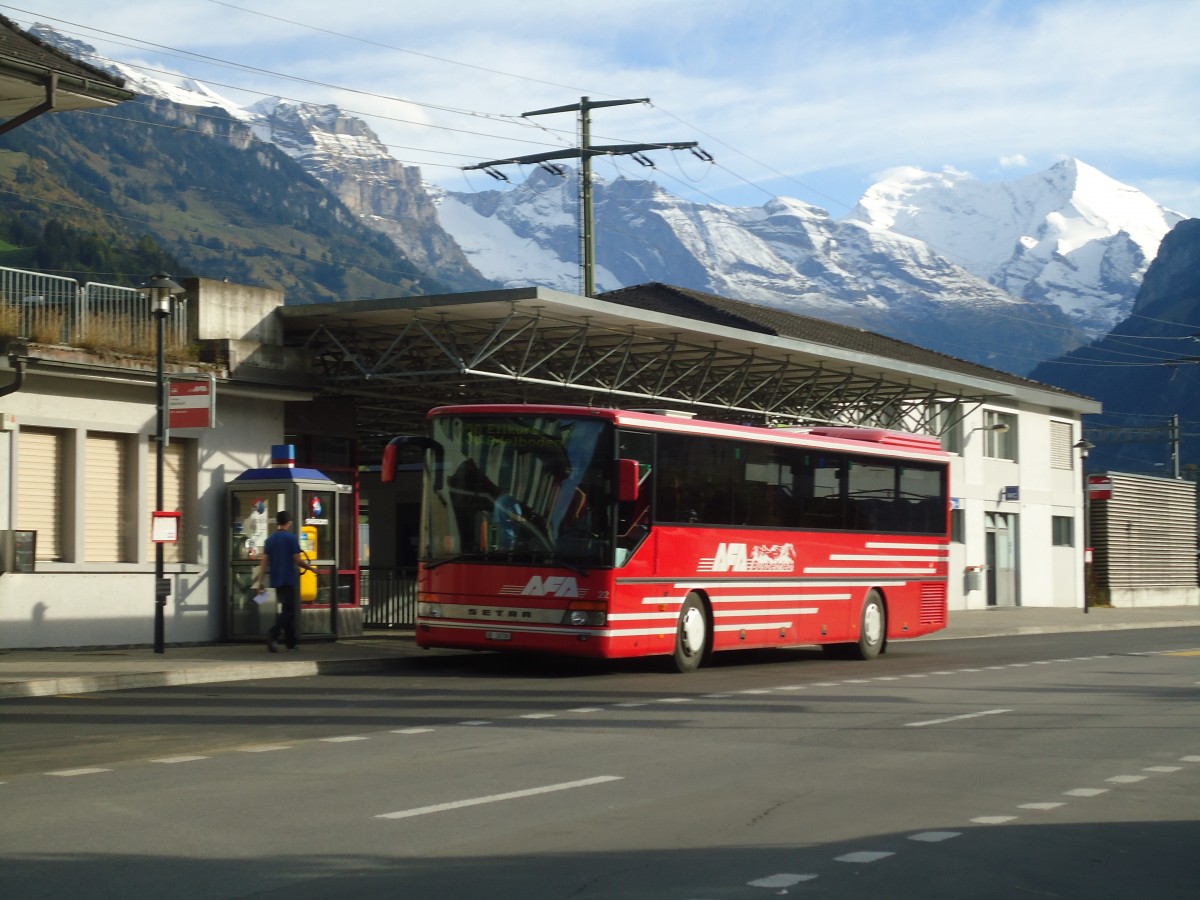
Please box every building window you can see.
[1052,515,1074,547]
[1050,421,1074,470]
[985,410,1018,461]
[17,427,66,561]
[86,432,132,562]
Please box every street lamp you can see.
[1074,438,1095,615]
[140,273,185,654]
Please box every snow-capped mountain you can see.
[849,161,1185,333]
[29,25,486,289]
[30,24,1182,373]
[435,168,1091,372]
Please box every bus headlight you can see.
[563,610,606,626]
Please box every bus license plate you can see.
[485,631,512,641]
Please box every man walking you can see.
[255,510,314,652]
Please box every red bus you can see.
[383,405,949,672]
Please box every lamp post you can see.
[140,273,185,654]
[1074,439,1095,615]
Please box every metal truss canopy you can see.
[279,288,1088,453]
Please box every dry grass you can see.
[0,301,18,343]
[0,300,196,361]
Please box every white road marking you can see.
[1182,756,1200,763]
[1107,775,1147,783]
[972,816,1017,824]
[703,694,733,699]
[392,727,434,735]
[614,702,647,708]
[1065,788,1108,797]
[151,755,209,764]
[568,707,602,713]
[376,776,623,820]
[1019,802,1064,810]
[47,767,110,776]
[836,851,894,863]
[812,681,839,687]
[739,689,773,695]
[1144,766,1182,773]
[775,685,807,691]
[910,831,961,842]
[459,720,491,726]
[320,735,369,743]
[748,873,818,887]
[905,708,1012,728]
[658,697,692,703]
[519,713,556,720]
[237,745,290,753]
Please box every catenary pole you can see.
[463,97,701,297]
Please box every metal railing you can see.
[0,266,189,349]
[360,566,418,628]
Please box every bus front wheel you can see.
[673,594,709,673]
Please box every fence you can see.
[360,566,418,628]
[0,266,189,350]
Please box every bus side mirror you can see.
[618,458,640,503]
[382,436,444,488]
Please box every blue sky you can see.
[7,0,1199,216]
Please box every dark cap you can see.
[276,510,293,525]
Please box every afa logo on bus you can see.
[698,543,797,573]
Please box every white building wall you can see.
[0,375,285,648]
[945,406,1085,611]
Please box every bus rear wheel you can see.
[672,594,709,673]
[823,590,886,660]
[852,590,886,660]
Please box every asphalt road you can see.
[2,629,1198,899]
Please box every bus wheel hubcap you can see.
[681,607,705,655]
[864,602,882,644]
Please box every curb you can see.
[0,655,411,700]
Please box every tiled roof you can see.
[0,15,127,88]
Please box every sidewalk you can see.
[3,605,1200,699]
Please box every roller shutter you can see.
[17,427,64,561]
[85,432,129,562]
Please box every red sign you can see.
[1087,475,1112,501]
[168,379,213,429]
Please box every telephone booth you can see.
[226,446,354,642]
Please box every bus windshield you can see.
[424,414,614,568]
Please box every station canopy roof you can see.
[279,282,1099,454]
